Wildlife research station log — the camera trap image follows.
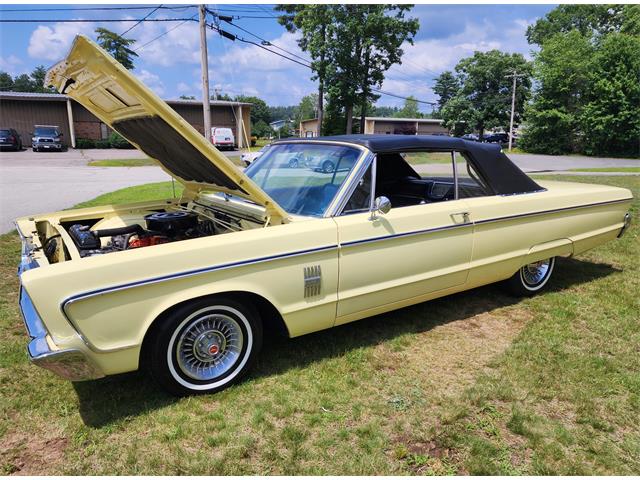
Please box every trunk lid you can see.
[46,35,289,224]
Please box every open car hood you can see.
[46,35,289,224]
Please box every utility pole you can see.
[506,70,525,152]
[199,5,211,142]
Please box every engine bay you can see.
[67,211,215,257]
[37,198,265,263]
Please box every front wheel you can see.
[146,296,263,396]
[505,257,555,296]
[322,160,334,173]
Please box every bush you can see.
[75,138,95,149]
[94,139,111,149]
[109,131,133,149]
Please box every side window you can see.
[455,153,490,198]
[342,164,372,215]
[376,151,490,207]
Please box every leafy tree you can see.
[327,5,419,133]
[393,96,421,118]
[278,123,293,138]
[580,33,640,157]
[526,4,640,46]
[95,28,138,70]
[252,119,273,138]
[30,65,55,93]
[277,5,332,136]
[179,95,196,100]
[0,71,14,90]
[370,105,400,117]
[433,70,459,112]
[439,50,532,139]
[519,31,594,154]
[296,93,318,123]
[12,74,35,92]
[234,95,270,125]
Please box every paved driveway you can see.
[508,152,638,172]
[0,148,245,234]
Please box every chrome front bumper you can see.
[17,226,104,381]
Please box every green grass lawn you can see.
[569,167,640,173]
[88,158,157,167]
[0,176,638,474]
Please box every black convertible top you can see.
[276,134,542,195]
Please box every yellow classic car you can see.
[16,36,633,395]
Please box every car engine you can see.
[67,211,215,257]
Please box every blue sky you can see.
[0,4,554,112]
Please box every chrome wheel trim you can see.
[520,257,555,291]
[167,306,253,391]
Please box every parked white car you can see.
[211,127,235,150]
[241,145,270,167]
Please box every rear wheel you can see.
[146,296,263,396]
[288,157,299,168]
[505,257,555,296]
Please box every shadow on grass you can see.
[73,256,619,427]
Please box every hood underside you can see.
[46,35,288,223]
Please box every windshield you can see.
[245,143,363,217]
[0,129,10,136]
[34,127,59,136]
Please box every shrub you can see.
[94,139,111,149]
[75,138,95,149]
[109,131,133,149]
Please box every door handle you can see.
[453,211,470,222]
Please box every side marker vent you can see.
[303,265,322,297]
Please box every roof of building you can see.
[365,116,444,123]
[274,134,542,195]
[0,91,251,107]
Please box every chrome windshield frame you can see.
[244,140,373,219]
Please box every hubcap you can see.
[521,259,551,286]
[176,314,243,381]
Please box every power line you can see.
[0,6,195,12]
[209,11,310,64]
[134,15,198,52]
[119,4,163,37]
[0,18,196,23]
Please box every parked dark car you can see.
[0,128,22,151]
[461,133,479,142]
[32,125,65,152]
[483,132,509,144]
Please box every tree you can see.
[179,95,196,100]
[30,65,55,93]
[234,95,270,125]
[12,74,35,92]
[0,71,14,91]
[252,120,273,138]
[518,31,594,154]
[439,50,532,139]
[393,96,421,118]
[580,33,640,157]
[526,4,640,46]
[433,71,459,112]
[296,93,318,123]
[326,5,419,133]
[95,28,138,70]
[277,5,332,137]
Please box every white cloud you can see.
[177,81,191,94]
[0,55,24,75]
[27,22,94,61]
[132,18,201,67]
[136,69,165,96]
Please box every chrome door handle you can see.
[453,211,470,222]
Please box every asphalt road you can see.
[0,147,636,234]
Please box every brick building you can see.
[0,92,252,148]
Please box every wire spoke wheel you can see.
[521,259,552,286]
[175,313,244,381]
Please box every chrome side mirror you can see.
[369,196,391,220]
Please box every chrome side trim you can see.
[61,244,339,353]
[474,197,633,226]
[342,221,472,248]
